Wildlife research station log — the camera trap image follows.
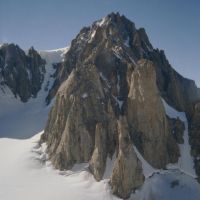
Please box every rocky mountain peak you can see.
[41,13,200,199]
[46,13,154,105]
[0,43,46,101]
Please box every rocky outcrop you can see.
[148,49,200,116]
[45,65,105,169]
[127,59,179,168]
[0,43,45,101]
[189,102,200,181]
[168,117,185,144]
[110,117,144,199]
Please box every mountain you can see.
[0,12,200,200]
[0,45,68,138]
[0,43,46,102]
[40,12,200,199]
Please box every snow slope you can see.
[0,132,119,200]
[162,99,196,177]
[131,170,200,200]
[0,132,199,200]
[0,47,68,139]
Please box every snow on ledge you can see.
[133,145,159,178]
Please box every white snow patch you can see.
[103,153,116,179]
[162,99,196,177]
[88,28,97,43]
[112,95,124,110]
[82,93,88,98]
[118,100,124,110]
[96,17,106,27]
[40,46,69,62]
[42,47,69,54]
[124,36,130,47]
[91,30,96,38]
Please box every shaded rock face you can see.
[0,44,45,102]
[168,117,185,144]
[189,102,200,181]
[42,13,198,198]
[148,49,200,116]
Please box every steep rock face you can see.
[127,59,179,168]
[47,14,200,116]
[190,102,200,181]
[168,117,185,144]
[148,49,200,116]
[89,122,108,181]
[110,117,144,199]
[45,65,105,169]
[0,44,45,101]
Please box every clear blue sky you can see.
[0,0,199,86]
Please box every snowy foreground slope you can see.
[0,132,200,200]
[0,47,68,138]
[0,133,118,200]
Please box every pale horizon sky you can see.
[0,0,199,86]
